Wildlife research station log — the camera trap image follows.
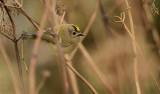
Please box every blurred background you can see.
[0,0,160,94]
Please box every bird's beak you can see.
[77,33,84,36]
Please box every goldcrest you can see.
[22,24,84,54]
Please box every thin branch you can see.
[0,32,14,41]
[45,0,71,93]
[66,62,98,94]
[60,11,66,24]
[20,0,23,6]
[69,4,114,93]
[54,2,78,94]
[65,54,79,94]
[18,8,40,30]
[47,10,71,94]
[79,44,115,94]
[0,0,25,94]
[1,0,40,30]
[29,3,49,94]
[142,0,160,56]
[110,12,160,93]
[150,70,160,91]
[14,41,26,94]
[13,0,22,8]
[0,3,21,8]
[124,0,141,94]
[21,40,28,71]
[0,37,20,94]
[97,0,111,37]
[0,0,16,37]
[70,3,99,59]
[0,0,39,31]
[51,0,59,25]
[17,35,23,42]
[110,12,142,94]
[140,2,160,91]
[69,3,115,94]
[35,70,50,94]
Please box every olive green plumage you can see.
[22,24,84,54]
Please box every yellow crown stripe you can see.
[72,24,80,31]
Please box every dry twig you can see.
[43,0,70,93]
[69,3,115,94]
[124,1,141,94]
[35,70,51,94]
[0,0,25,94]
[29,2,49,94]
[110,11,160,92]
[66,54,79,94]
[66,62,98,94]
[110,10,141,94]
[79,44,115,94]
[0,37,20,94]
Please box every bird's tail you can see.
[21,32,37,40]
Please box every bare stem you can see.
[124,0,141,94]
[0,37,20,94]
[0,32,14,41]
[98,0,111,36]
[69,3,114,94]
[47,15,70,94]
[35,70,50,94]
[21,40,28,71]
[66,63,98,94]
[70,3,99,59]
[60,11,66,24]
[18,8,39,30]
[0,0,26,94]
[43,0,71,93]
[65,55,79,94]
[0,0,16,37]
[79,44,115,94]
[29,4,48,94]
[14,40,26,94]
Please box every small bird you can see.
[22,24,84,54]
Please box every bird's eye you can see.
[72,32,76,35]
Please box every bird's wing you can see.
[41,30,56,44]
